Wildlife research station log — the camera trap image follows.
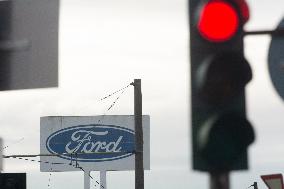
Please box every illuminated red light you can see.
[198,1,239,42]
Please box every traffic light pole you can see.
[84,171,90,189]
[133,79,144,189]
[210,172,229,189]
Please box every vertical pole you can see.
[100,171,107,189]
[210,172,229,189]
[134,79,144,189]
[253,182,258,189]
[84,171,90,189]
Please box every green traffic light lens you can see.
[198,112,255,171]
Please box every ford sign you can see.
[40,116,150,172]
[46,124,135,162]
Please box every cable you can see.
[100,83,132,101]
[47,168,52,188]
[97,82,132,124]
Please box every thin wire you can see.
[98,82,132,124]
[47,168,52,188]
[107,88,126,111]
[3,150,135,158]
[100,83,132,101]
[7,156,65,165]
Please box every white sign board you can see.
[261,174,284,189]
[40,116,150,172]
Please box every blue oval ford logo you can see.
[46,124,135,162]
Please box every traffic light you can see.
[189,0,255,171]
[0,0,12,89]
[0,173,26,189]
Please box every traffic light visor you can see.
[197,1,239,42]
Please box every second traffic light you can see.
[189,0,255,171]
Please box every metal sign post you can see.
[100,171,107,189]
[84,170,107,189]
[84,171,90,189]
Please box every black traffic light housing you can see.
[189,0,255,172]
[0,0,59,91]
[0,0,12,89]
[0,173,26,189]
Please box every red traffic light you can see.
[197,0,239,42]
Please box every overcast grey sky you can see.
[1,0,284,189]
